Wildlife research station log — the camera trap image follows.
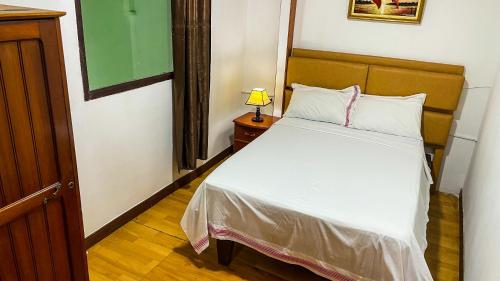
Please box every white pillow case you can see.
[284,84,360,126]
[349,93,427,140]
[292,83,357,94]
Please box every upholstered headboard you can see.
[283,48,465,184]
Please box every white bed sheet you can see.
[181,117,433,281]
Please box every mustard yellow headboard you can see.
[283,48,465,184]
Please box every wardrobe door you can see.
[0,20,88,281]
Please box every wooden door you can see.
[0,19,88,281]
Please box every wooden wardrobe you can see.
[0,5,88,281]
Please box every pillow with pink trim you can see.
[284,84,360,126]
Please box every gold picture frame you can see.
[348,0,425,24]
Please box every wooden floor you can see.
[87,161,460,281]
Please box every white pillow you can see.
[291,83,357,94]
[284,84,360,126]
[349,93,426,139]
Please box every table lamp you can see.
[246,88,271,122]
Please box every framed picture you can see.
[348,0,425,23]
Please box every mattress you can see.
[181,117,433,281]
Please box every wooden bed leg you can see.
[217,240,235,266]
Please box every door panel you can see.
[0,27,78,281]
[22,39,74,281]
[39,19,89,281]
[20,40,60,186]
[0,43,38,281]
[0,227,19,280]
[0,40,56,281]
[45,200,73,281]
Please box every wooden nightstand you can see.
[233,112,280,152]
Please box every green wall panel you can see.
[81,0,173,91]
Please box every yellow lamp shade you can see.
[246,88,271,106]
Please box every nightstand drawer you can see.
[233,112,280,153]
[234,125,265,142]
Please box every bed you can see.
[181,49,465,281]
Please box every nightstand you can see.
[233,112,280,152]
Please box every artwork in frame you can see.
[348,0,425,23]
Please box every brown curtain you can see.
[172,0,211,170]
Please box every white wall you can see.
[240,0,282,116]
[463,69,500,281]
[277,0,500,194]
[273,0,294,118]
[208,0,249,157]
[242,0,282,94]
[6,0,249,236]
[215,0,285,118]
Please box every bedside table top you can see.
[233,112,280,130]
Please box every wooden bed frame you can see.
[216,2,465,269]
[216,48,465,265]
[283,48,465,184]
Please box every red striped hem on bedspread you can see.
[189,224,358,281]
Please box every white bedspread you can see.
[181,117,433,281]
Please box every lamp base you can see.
[251,116,264,122]
[252,107,263,122]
